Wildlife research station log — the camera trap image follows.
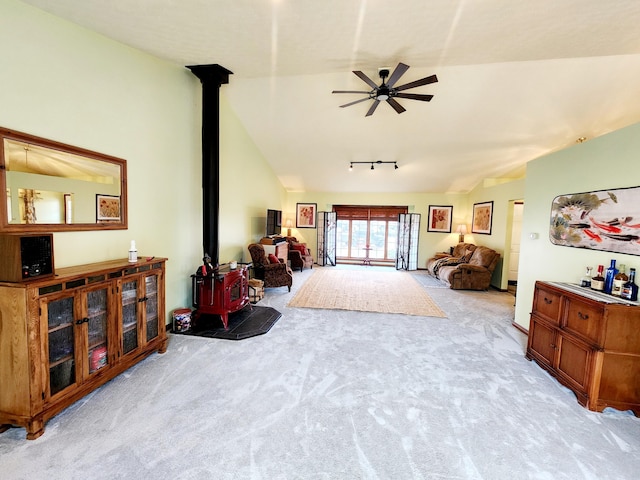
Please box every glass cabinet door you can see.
[121,279,138,355]
[145,274,159,342]
[46,296,76,396]
[86,287,109,374]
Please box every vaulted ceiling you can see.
[22,0,640,193]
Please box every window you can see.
[333,205,407,263]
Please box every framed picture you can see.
[296,203,317,228]
[472,201,493,235]
[96,194,121,221]
[427,205,453,233]
[549,185,640,256]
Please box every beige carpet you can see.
[287,268,446,317]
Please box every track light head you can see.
[371,163,374,170]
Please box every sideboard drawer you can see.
[533,287,563,325]
[564,297,604,346]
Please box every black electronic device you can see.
[0,233,54,282]
[265,209,282,237]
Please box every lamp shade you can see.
[285,219,293,228]
[456,224,467,234]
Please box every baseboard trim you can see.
[512,321,528,336]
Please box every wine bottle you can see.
[591,265,605,291]
[580,266,592,288]
[603,259,617,294]
[611,264,628,297]
[620,268,638,301]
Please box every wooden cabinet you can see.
[0,257,167,439]
[526,281,640,416]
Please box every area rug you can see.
[175,305,282,340]
[287,268,447,317]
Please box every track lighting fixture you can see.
[349,160,398,171]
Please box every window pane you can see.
[350,220,367,258]
[336,219,350,257]
[387,221,398,259]
[369,221,387,259]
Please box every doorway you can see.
[507,201,524,295]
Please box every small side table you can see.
[362,246,373,266]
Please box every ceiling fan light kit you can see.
[333,62,437,116]
[350,160,398,171]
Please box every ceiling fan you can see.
[332,62,437,117]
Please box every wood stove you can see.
[187,64,250,329]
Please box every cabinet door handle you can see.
[137,296,149,303]
[577,312,589,320]
[544,297,553,304]
[550,343,557,350]
[75,317,89,325]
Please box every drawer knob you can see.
[544,297,553,304]
[578,311,589,320]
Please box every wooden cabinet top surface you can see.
[536,281,640,308]
[0,257,167,289]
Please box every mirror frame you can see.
[0,127,127,233]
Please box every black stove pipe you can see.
[186,64,232,266]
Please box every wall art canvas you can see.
[472,201,493,235]
[427,205,453,232]
[549,186,640,256]
[296,203,317,228]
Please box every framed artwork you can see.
[96,194,121,221]
[296,203,317,228]
[549,185,640,256]
[472,201,493,235]
[427,205,453,232]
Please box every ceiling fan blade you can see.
[365,100,381,117]
[386,98,406,114]
[332,90,372,94]
[394,93,434,102]
[394,74,438,92]
[353,70,379,90]
[386,63,410,88]
[339,97,371,108]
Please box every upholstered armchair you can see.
[285,236,313,272]
[247,243,293,291]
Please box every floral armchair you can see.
[247,243,293,291]
[285,236,313,272]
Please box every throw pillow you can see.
[294,244,307,255]
[268,253,280,264]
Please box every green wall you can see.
[0,0,283,318]
[514,122,640,329]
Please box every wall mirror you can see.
[0,127,127,232]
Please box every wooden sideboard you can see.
[0,257,167,439]
[526,281,640,416]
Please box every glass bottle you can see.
[611,264,628,297]
[580,266,592,288]
[603,259,617,294]
[620,268,638,301]
[591,265,605,292]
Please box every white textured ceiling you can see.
[21,0,640,193]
